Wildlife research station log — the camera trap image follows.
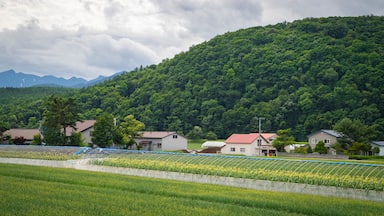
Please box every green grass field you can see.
[0,163,383,216]
[187,139,206,150]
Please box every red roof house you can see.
[222,133,277,156]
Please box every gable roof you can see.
[321,130,344,138]
[225,133,277,144]
[308,129,344,138]
[372,141,384,147]
[257,133,277,140]
[65,120,96,136]
[139,131,177,139]
[3,129,41,140]
[225,133,259,144]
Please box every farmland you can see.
[0,163,383,216]
[93,152,384,191]
[0,145,83,160]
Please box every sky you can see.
[0,0,383,80]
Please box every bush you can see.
[349,155,384,160]
[32,134,42,145]
[314,141,328,154]
[205,131,218,140]
[13,136,27,145]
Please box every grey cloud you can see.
[0,20,157,79]
[153,0,263,38]
[265,0,384,20]
[103,1,123,18]
[1,0,384,79]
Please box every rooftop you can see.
[225,133,277,144]
[372,141,384,146]
[3,129,41,140]
[65,120,96,136]
[139,131,177,139]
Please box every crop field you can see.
[0,163,383,216]
[93,152,384,191]
[0,145,84,160]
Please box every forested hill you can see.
[76,15,384,140]
[3,16,383,141]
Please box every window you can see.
[324,139,330,144]
[157,143,162,148]
[240,148,245,153]
[173,134,178,139]
[230,147,236,152]
[257,139,262,146]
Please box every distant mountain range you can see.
[0,69,123,88]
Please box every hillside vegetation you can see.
[1,16,384,140]
[0,87,75,128]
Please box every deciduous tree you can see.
[120,115,145,149]
[272,129,295,152]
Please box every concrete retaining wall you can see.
[0,158,382,202]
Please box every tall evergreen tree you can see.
[41,95,81,145]
[91,113,115,148]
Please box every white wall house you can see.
[221,133,277,156]
[371,141,384,156]
[135,131,187,151]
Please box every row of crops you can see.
[0,145,84,160]
[91,151,384,191]
[2,163,383,215]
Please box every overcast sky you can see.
[1,0,383,80]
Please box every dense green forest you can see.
[1,16,384,141]
[0,87,76,128]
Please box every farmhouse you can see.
[307,129,344,150]
[135,131,187,151]
[2,129,41,144]
[221,133,277,156]
[64,120,96,145]
[371,141,384,156]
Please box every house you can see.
[135,131,187,151]
[221,133,277,156]
[65,120,96,145]
[371,141,384,156]
[307,129,344,150]
[3,129,41,144]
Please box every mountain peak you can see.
[0,69,124,88]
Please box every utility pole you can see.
[257,117,265,156]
